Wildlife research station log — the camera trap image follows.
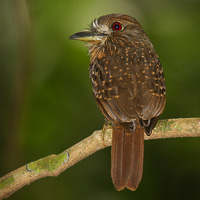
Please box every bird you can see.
[69,14,166,191]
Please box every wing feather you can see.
[89,43,166,126]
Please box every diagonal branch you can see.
[0,118,200,199]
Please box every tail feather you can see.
[111,124,124,189]
[111,123,144,191]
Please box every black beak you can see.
[69,30,106,41]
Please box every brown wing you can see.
[89,44,166,129]
[134,46,166,120]
[89,53,138,123]
[132,43,166,135]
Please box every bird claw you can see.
[102,119,112,146]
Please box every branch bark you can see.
[0,118,200,199]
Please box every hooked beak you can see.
[69,30,106,42]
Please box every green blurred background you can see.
[1,0,200,199]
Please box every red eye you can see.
[112,22,122,31]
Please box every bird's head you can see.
[69,14,149,60]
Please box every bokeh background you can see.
[1,0,200,199]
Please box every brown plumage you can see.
[69,14,166,191]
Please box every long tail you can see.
[111,122,144,191]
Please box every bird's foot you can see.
[102,119,112,146]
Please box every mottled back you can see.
[89,14,166,134]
